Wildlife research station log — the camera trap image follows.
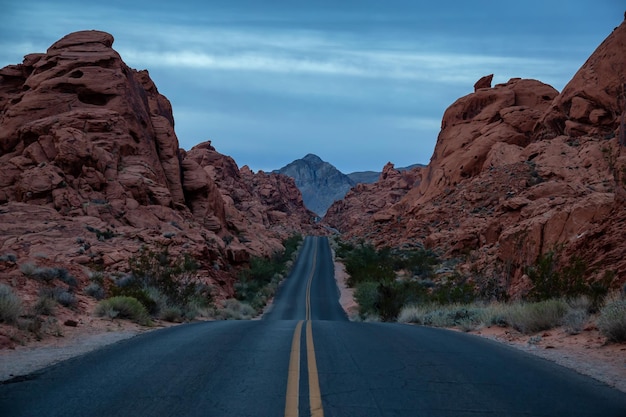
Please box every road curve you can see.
[1,236,625,417]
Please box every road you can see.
[1,236,625,416]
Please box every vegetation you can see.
[0,284,22,324]
[234,234,303,312]
[597,300,626,342]
[105,246,211,322]
[338,237,621,340]
[95,296,151,325]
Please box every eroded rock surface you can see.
[0,30,318,307]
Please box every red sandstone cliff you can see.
[324,20,626,295]
[0,31,317,302]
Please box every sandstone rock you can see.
[0,30,320,318]
[474,74,493,91]
[324,21,626,295]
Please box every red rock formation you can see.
[324,20,626,295]
[0,30,318,307]
[324,163,421,240]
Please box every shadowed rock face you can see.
[0,30,318,299]
[324,19,626,296]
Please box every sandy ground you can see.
[1,261,624,395]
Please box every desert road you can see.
[1,236,625,416]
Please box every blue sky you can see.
[1,1,623,173]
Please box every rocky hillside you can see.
[275,154,354,216]
[324,19,626,296]
[0,30,318,302]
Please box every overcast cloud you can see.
[1,0,623,172]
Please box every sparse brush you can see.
[215,299,256,320]
[19,262,38,276]
[160,306,184,322]
[85,283,105,300]
[0,253,17,263]
[34,295,57,316]
[505,299,568,334]
[597,300,626,342]
[95,296,151,326]
[563,308,588,335]
[0,284,22,324]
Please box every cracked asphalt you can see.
[1,236,625,416]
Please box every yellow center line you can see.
[307,320,324,417]
[305,239,318,321]
[284,238,325,417]
[285,320,304,417]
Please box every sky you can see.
[1,1,624,173]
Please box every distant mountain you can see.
[275,154,354,216]
[275,155,424,216]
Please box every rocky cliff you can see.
[324,19,626,295]
[0,31,317,301]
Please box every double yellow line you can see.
[284,240,324,417]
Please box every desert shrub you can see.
[393,248,439,278]
[343,244,395,287]
[563,308,588,335]
[215,299,256,320]
[430,274,477,304]
[19,262,38,276]
[0,284,22,324]
[95,296,151,325]
[397,303,484,330]
[597,300,626,342]
[128,247,209,308]
[160,306,184,322]
[526,252,610,305]
[0,253,17,263]
[40,287,77,308]
[34,294,57,316]
[85,283,105,300]
[354,281,379,318]
[505,299,568,334]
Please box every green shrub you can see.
[95,296,151,325]
[354,281,379,318]
[342,243,395,287]
[0,284,22,324]
[397,303,484,330]
[505,299,568,334]
[597,300,626,342]
[563,308,588,335]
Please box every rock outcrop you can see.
[0,30,318,302]
[324,20,626,295]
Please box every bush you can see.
[215,299,256,320]
[160,306,184,322]
[505,299,568,334]
[85,283,106,300]
[40,287,78,308]
[0,253,17,263]
[354,281,379,318]
[0,284,22,324]
[95,296,151,325]
[563,308,588,335]
[34,295,56,316]
[597,300,626,342]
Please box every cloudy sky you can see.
[1,1,623,173]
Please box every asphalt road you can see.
[1,236,626,416]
